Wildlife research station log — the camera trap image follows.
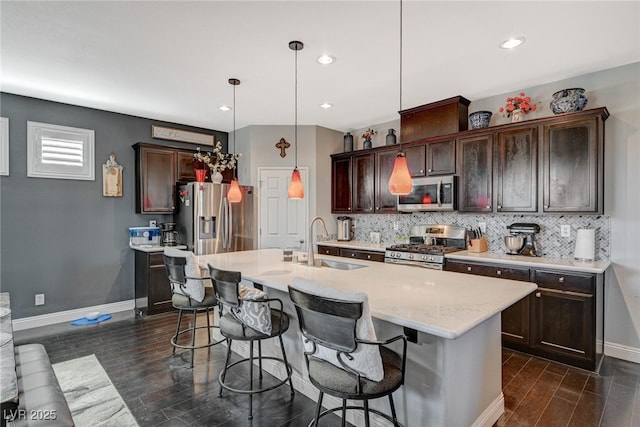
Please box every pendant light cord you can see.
[233,80,237,179]
[294,46,298,169]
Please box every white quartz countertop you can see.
[129,244,187,253]
[195,249,536,340]
[317,240,387,252]
[446,251,611,274]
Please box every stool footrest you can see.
[218,356,293,395]
[312,405,403,427]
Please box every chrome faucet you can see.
[308,216,329,267]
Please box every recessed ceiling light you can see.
[317,55,335,65]
[218,105,232,111]
[320,102,333,109]
[500,37,525,49]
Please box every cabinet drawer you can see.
[534,270,594,294]
[317,245,340,256]
[339,249,385,262]
[149,253,166,267]
[446,260,530,281]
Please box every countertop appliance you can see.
[506,223,541,257]
[160,222,178,246]
[175,182,255,255]
[385,224,466,269]
[397,175,457,212]
[336,216,353,241]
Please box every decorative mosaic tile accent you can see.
[348,212,609,260]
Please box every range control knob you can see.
[408,254,414,259]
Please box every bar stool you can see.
[164,252,222,368]
[289,277,407,427]
[208,265,294,420]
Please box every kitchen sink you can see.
[319,259,366,270]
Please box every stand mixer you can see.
[506,223,541,257]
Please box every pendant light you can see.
[227,78,243,203]
[388,0,413,195]
[287,40,305,199]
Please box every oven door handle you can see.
[437,180,442,207]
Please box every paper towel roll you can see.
[574,229,595,261]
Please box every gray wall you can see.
[0,93,227,318]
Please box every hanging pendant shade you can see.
[288,168,304,199]
[227,78,242,203]
[388,153,412,195]
[227,178,242,203]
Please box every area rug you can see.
[52,354,138,427]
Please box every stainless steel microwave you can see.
[397,175,457,212]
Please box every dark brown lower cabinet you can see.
[316,245,385,262]
[445,260,603,370]
[134,251,173,315]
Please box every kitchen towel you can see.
[574,229,595,261]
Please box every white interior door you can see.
[258,167,309,251]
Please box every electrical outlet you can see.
[35,294,45,306]
[393,222,399,231]
[149,220,157,227]
[478,222,487,234]
[561,225,571,238]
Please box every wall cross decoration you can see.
[275,138,290,158]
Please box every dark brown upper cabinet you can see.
[352,152,375,213]
[495,126,538,212]
[331,154,353,213]
[134,144,177,214]
[374,148,398,213]
[425,138,456,176]
[457,133,493,212]
[542,114,605,213]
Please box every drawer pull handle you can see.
[467,266,472,271]
[367,255,371,259]
[536,292,541,298]
[325,250,330,254]
[559,277,565,283]
[352,253,356,257]
[497,270,502,275]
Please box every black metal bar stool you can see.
[289,278,407,427]
[164,253,223,368]
[208,265,294,420]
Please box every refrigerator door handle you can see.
[226,198,233,250]
[221,198,227,249]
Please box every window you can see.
[27,121,95,180]
[0,117,8,176]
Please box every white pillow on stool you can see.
[291,277,383,382]
[164,247,206,303]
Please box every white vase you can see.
[511,109,524,123]
[211,171,223,184]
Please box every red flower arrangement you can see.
[499,92,538,117]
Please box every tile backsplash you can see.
[341,212,609,260]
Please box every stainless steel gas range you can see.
[384,224,467,269]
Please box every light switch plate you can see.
[561,225,571,238]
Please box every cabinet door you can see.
[496,126,538,212]
[137,146,177,214]
[352,153,375,213]
[457,134,493,212]
[426,139,455,176]
[331,156,352,213]
[405,144,427,177]
[374,148,399,213]
[177,151,199,182]
[148,256,173,315]
[502,295,531,347]
[531,287,594,369]
[542,117,600,213]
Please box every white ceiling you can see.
[1,1,639,133]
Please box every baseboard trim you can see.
[471,393,505,427]
[604,341,640,364]
[12,300,135,331]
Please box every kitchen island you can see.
[195,249,537,427]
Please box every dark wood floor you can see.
[14,311,640,427]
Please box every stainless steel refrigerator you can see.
[175,182,255,255]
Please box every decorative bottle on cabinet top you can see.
[343,132,353,152]
[386,129,397,145]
